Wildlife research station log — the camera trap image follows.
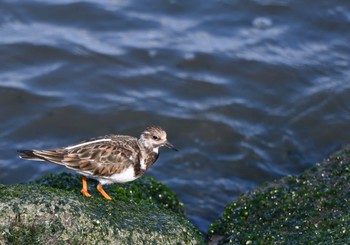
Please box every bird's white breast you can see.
[97,165,138,185]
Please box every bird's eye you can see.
[152,135,159,140]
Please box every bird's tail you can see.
[18,149,65,164]
[18,149,44,160]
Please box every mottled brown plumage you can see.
[18,126,177,200]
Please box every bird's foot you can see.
[96,184,112,200]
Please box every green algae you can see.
[35,173,185,216]
[207,146,350,244]
[0,174,201,244]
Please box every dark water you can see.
[1,0,350,233]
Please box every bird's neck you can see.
[138,137,158,153]
[138,138,159,170]
[144,146,160,170]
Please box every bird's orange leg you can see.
[81,176,92,198]
[96,183,112,200]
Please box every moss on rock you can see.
[207,146,350,244]
[0,173,202,244]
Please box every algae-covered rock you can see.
[0,173,202,244]
[207,146,350,244]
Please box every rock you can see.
[0,173,202,244]
[207,146,350,244]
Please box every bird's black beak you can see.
[164,141,178,151]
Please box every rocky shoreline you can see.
[207,146,350,244]
[1,146,350,244]
[0,174,201,244]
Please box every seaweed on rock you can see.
[0,173,202,244]
[207,146,350,244]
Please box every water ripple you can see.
[1,0,350,235]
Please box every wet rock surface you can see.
[0,173,201,244]
[207,146,350,244]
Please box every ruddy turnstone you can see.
[18,126,177,200]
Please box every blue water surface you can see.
[0,0,350,233]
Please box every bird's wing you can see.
[63,137,141,177]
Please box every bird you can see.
[18,126,177,200]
